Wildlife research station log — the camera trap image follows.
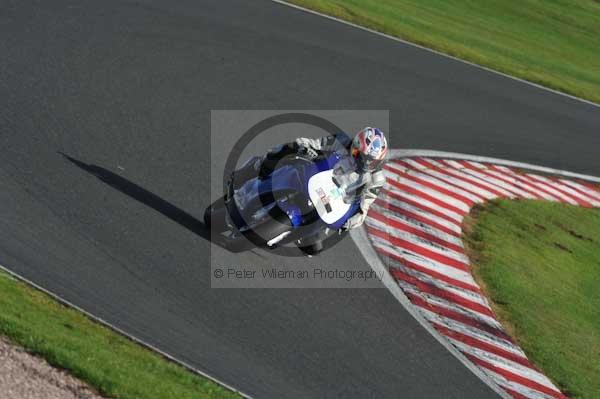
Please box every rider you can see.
[233,127,388,230]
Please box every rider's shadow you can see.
[60,153,345,258]
[59,152,231,250]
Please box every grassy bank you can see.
[288,0,600,104]
[464,199,600,398]
[0,270,240,399]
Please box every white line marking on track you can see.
[271,0,600,109]
[350,226,514,399]
[0,265,254,399]
[353,149,600,399]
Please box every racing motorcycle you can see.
[204,149,361,256]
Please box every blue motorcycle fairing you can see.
[233,153,360,230]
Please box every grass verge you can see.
[463,199,600,398]
[287,0,600,104]
[0,270,241,399]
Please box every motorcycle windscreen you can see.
[307,170,353,225]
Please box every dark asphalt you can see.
[1,0,599,398]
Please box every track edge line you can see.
[271,0,600,109]
[350,227,513,399]
[0,263,254,399]
[389,149,600,182]
[352,149,599,399]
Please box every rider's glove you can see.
[295,137,321,150]
[342,210,367,230]
[295,138,320,160]
[300,146,319,160]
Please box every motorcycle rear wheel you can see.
[299,240,323,256]
[204,197,228,232]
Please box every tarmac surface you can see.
[1,0,599,397]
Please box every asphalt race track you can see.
[1,1,599,398]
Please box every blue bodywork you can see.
[231,153,360,232]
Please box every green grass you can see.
[0,270,241,399]
[464,199,600,398]
[288,0,600,104]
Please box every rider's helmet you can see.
[351,127,388,172]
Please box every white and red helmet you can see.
[351,127,388,171]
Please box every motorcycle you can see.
[204,150,361,256]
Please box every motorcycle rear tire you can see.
[204,197,228,232]
[299,240,324,256]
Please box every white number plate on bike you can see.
[308,170,352,225]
